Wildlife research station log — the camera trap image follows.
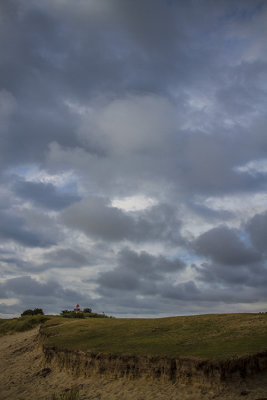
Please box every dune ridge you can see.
[1,326,267,400]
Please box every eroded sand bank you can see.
[0,328,267,400]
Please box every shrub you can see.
[60,309,111,318]
[61,311,85,318]
[72,312,85,319]
[21,308,44,316]
[83,307,92,313]
[21,309,34,316]
[33,308,44,315]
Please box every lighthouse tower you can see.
[75,304,81,312]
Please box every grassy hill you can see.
[40,313,267,360]
[0,314,49,335]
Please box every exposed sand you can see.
[0,328,267,400]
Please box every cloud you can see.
[1,0,267,316]
[0,281,8,299]
[62,198,183,245]
[4,276,60,297]
[78,94,177,155]
[159,278,267,304]
[247,211,267,253]
[194,225,261,265]
[0,210,56,248]
[159,280,201,301]
[62,197,133,241]
[97,247,186,293]
[37,248,94,271]
[13,178,80,210]
[196,261,267,288]
[0,89,16,130]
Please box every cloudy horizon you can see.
[0,0,267,318]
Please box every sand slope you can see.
[0,328,267,400]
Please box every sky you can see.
[0,0,267,318]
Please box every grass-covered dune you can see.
[2,313,267,383]
[0,314,49,336]
[41,313,267,360]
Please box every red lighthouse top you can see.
[75,304,80,311]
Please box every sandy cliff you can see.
[42,343,267,384]
[1,327,267,400]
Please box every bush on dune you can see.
[60,308,110,319]
[60,311,85,318]
[21,308,44,316]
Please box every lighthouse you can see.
[75,304,81,312]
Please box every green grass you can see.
[41,313,267,360]
[0,314,49,335]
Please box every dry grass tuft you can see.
[50,386,80,400]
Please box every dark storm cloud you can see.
[97,247,186,292]
[13,179,80,210]
[0,281,8,299]
[0,1,78,167]
[0,210,56,247]
[194,225,261,265]
[4,276,59,297]
[0,0,196,100]
[1,250,93,275]
[35,248,96,271]
[0,0,266,197]
[188,214,267,304]
[159,280,201,301]
[62,197,133,241]
[98,269,140,292]
[158,278,267,304]
[97,267,267,307]
[118,248,185,275]
[45,101,267,202]
[62,198,183,245]
[173,127,267,196]
[195,261,267,288]
[0,1,259,164]
[192,213,267,290]
[247,211,267,253]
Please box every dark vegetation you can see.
[60,307,111,319]
[21,308,44,316]
[83,308,92,313]
[60,310,110,319]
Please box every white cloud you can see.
[0,298,19,306]
[204,192,267,223]
[112,195,157,212]
[235,158,267,175]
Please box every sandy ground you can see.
[0,328,267,400]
